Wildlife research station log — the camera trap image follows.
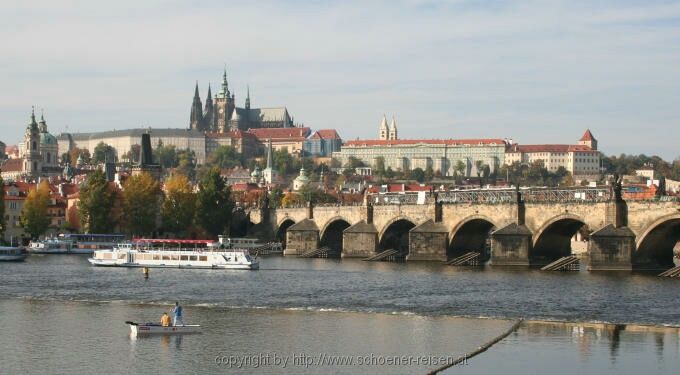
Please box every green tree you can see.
[93,142,115,164]
[455,160,466,177]
[154,144,178,168]
[409,168,426,183]
[68,147,91,166]
[424,165,434,181]
[384,167,395,179]
[78,169,117,233]
[176,149,197,179]
[0,176,5,239]
[344,156,364,169]
[374,157,386,176]
[195,168,234,237]
[273,148,297,175]
[122,172,161,236]
[161,174,196,235]
[20,181,51,239]
[209,145,241,169]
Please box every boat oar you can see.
[125,321,138,326]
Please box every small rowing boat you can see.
[126,321,201,336]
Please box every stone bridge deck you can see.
[248,189,680,271]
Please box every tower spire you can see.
[245,85,251,110]
[190,81,204,130]
[266,138,273,169]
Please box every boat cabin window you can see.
[117,253,126,260]
[162,255,170,260]
[199,255,208,261]
[189,256,197,261]
[180,255,188,261]
[171,255,179,261]
[102,253,112,260]
[153,254,160,260]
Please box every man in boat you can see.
[161,312,171,327]
[172,302,184,326]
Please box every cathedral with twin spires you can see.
[189,69,294,133]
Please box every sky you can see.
[1,0,679,160]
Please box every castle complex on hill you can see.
[189,69,294,133]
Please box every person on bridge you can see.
[172,302,184,326]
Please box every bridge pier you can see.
[284,219,319,256]
[342,221,378,258]
[587,224,635,271]
[490,223,532,266]
[407,220,448,261]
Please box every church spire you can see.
[204,83,214,131]
[218,67,230,98]
[245,85,251,110]
[39,109,47,133]
[190,81,204,130]
[266,138,273,169]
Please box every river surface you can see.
[0,255,678,374]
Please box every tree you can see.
[20,181,51,239]
[123,144,141,164]
[122,172,161,236]
[344,156,364,169]
[424,165,434,181]
[195,168,234,237]
[79,169,117,233]
[161,174,195,235]
[154,144,178,168]
[93,142,115,164]
[384,167,395,179]
[69,147,91,166]
[209,145,241,169]
[0,176,5,238]
[455,160,466,178]
[176,149,197,179]
[375,157,386,176]
[409,168,426,183]
[273,148,297,175]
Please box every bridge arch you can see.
[532,213,589,265]
[448,215,498,261]
[319,217,352,253]
[378,217,416,253]
[276,218,296,247]
[634,213,680,269]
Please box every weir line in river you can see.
[426,319,524,375]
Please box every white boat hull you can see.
[88,258,258,270]
[128,322,201,336]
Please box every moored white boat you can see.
[217,236,283,254]
[89,241,259,270]
[126,321,201,336]
[28,234,126,254]
[0,246,28,261]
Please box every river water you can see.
[1,255,678,374]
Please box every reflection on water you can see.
[446,321,680,375]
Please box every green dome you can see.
[40,132,57,145]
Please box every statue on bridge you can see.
[612,173,623,202]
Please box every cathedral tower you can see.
[214,68,235,133]
[189,82,204,131]
[203,84,214,131]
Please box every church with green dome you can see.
[2,108,61,180]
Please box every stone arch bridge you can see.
[248,188,680,271]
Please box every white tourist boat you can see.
[126,321,201,336]
[88,239,259,270]
[28,234,126,254]
[0,246,28,261]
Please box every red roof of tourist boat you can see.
[132,238,215,244]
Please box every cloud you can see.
[1,0,679,159]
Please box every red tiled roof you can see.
[344,139,506,147]
[579,129,595,142]
[506,144,597,153]
[310,129,341,140]
[1,158,24,172]
[246,127,311,140]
